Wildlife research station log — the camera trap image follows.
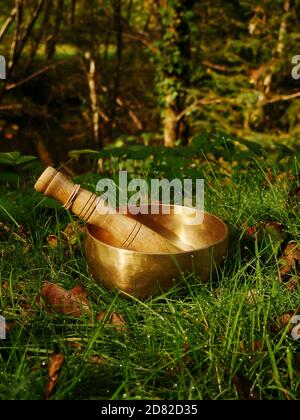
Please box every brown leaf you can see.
[97,311,127,332]
[276,311,295,329]
[0,223,29,245]
[63,223,77,247]
[232,373,259,400]
[70,284,89,305]
[252,340,264,352]
[278,243,300,281]
[269,310,300,335]
[245,289,261,305]
[1,280,9,292]
[63,337,83,349]
[263,221,286,243]
[41,282,90,317]
[284,277,300,291]
[278,257,295,281]
[0,223,11,241]
[264,221,283,233]
[63,222,84,247]
[246,226,256,237]
[291,323,300,340]
[47,234,58,249]
[89,355,107,365]
[239,340,264,354]
[19,303,36,319]
[45,353,64,400]
[283,243,300,261]
[263,168,274,187]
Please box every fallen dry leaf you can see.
[63,222,84,247]
[45,353,64,400]
[239,340,264,354]
[284,277,300,291]
[279,258,295,281]
[263,168,274,187]
[262,221,286,244]
[278,243,300,281]
[63,337,83,349]
[19,303,37,320]
[69,284,89,304]
[264,169,292,188]
[269,310,300,335]
[1,280,9,292]
[246,226,257,237]
[283,243,300,261]
[0,223,28,245]
[264,221,283,233]
[41,282,90,317]
[252,340,264,352]
[245,221,286,245]
[63,223,77,247]
[245,289,261,305]
[97,311,127,332]
[89,355,107,365]
[47,234,58,249]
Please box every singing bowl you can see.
[83,205,228,299]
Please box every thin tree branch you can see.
[7,0,23,74]
[177,90,300,122]
[176,97,232,122]
[0,7,17,43]
[265,91,300,104]
[13,0,47,69]
[0,104,22,111]
[5,60,67,91]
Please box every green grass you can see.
[0,157,299,400]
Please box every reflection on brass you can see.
[84,205,228,299]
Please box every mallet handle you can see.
[35,167,181,253]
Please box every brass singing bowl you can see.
[84,205,228,299]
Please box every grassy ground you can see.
[0,156,299,400]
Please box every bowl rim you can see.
[85,208,228,256]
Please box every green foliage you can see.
[0,152,38,167]
[68,131,297,185]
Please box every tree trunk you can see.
[46,0,64,60]
[69,0,77,28]
[162,0,195,147]
[85,51,101,148]
[109,0,123,140]
[277,0,290,56]
[164,95,178,148]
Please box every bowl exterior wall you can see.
[84,217,228,299]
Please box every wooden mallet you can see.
[35,166,182,253]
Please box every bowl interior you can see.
[87,205,227,253]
